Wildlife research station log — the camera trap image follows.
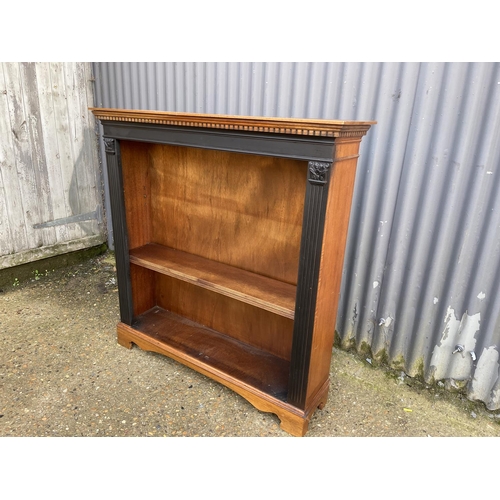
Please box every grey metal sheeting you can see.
[92,62,500,410]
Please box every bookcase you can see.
[91,108,375,436]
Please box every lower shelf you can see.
[126,306,290,401]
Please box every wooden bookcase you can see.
[91,108,375,436]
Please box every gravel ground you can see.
[1,250,500,438]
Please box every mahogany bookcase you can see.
[91,108,375,436]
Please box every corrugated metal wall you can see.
[0,62,105,269]
[92,62,500,410]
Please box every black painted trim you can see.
[104,139,134,325]
[287,160,333,409]
[101,121,336,162]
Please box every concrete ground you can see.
[1,249,499,438]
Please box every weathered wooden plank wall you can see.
[0,62,105,269]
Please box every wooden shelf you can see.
[129,243,296,319]
[128,306,290,400]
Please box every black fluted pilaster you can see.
[104,138,134,325]
[287,160,333,409]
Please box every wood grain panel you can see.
[149,144,306,284]
[15,63,55,249]
[48,62,83,243]
[155,274,294,361]
[0,63,29,254]
[130,264,156,317]
[120,141,152,250]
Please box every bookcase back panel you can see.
[130,264,156,317]
[155,274,294,361]
[148,144,306,285]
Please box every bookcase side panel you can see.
[120,141,153,250]
[305,138,363,407]
[120,141,155,318]
[130,264,156,317]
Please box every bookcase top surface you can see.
[91,108,376,138]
